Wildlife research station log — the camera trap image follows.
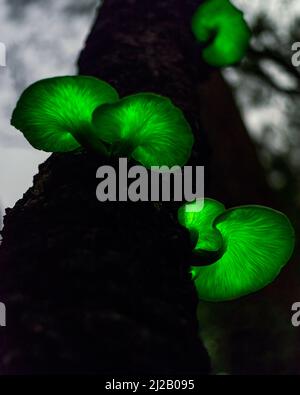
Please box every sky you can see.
[0,0,299,221]
[0,0,100,214]
[231,0,300,148]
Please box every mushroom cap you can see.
[178,198,225,258]
[191,0,251,67]
[92,93,194,168]
[179,199,295,302]
[11,76,119,152]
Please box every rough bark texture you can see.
[0,0,292,375]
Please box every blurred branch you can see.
[237,13,300,95]
[249,47,300,82]
[241,58,300,95]
[240,46,300,95]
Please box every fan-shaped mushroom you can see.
[179,199,295,301]
[191,0,251,67]
[178,198,225,265]
[92,93,194,168]
[11,76,119,153]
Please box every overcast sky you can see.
[0,0,299,221]
[0,0,99,215]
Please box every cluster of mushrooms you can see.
[11,0,295,302]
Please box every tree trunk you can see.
[0,0,212,374]
[0,0,283,375]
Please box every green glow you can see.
[191,0,251,67]
[11,76,119,152]
[179,199,295,302]
[92,93,194,168]
[178,199,224,259]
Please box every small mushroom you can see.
[191,0,251,67]
[178,198,225,265]
[11,76,119,153]
[179,199,295,302]
[92,93,194,168]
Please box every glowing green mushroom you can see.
[179,199,295,302]
[11,76,119,153]
[178,198,225,264]
[191,0,251,67]
[92,93,194,168]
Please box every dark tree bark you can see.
[0,0,283,375]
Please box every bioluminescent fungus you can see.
[92,93,194,168]
[178,198,225,265]
[179,199,295,302]
[191,0,251,67]
[11,76,119,153]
